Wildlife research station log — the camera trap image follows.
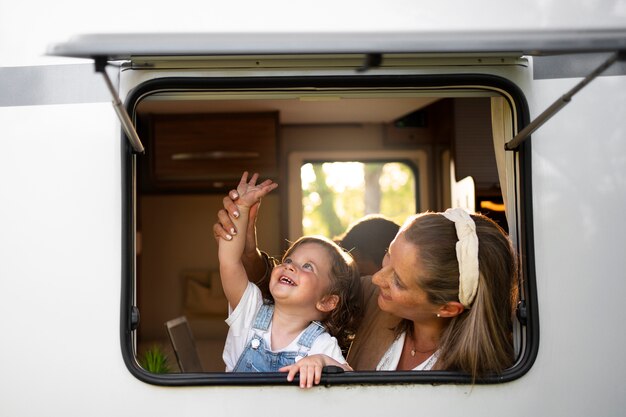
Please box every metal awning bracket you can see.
[94,57,145,154]
[356,53,383,73]
[505,51,624,151]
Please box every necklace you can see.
[410,345,436,357]
[407,334,437,357]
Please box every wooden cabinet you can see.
[141,112,279,192]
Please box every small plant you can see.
[139,345,171,374]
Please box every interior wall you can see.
[281,123,385,153]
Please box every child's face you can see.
[269,243,333,313]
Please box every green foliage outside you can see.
[310,164,344,237]
[139,344,171,374]
[302,162,416,239]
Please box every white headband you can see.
[442,208,479,308]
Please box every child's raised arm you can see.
[218,172,278,309]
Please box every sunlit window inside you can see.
[301,161,417,239]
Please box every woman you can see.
[214,191,517,379]
[348,210,517,376]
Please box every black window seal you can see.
[120,73,537,387]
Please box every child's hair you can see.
[282,236,363,352]
[396,212,517,378]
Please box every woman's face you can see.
[372,231,441,322]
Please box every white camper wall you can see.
[0,103,126,413]
[1,2,626,417]
[526,72,626,416]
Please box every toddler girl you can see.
[219,172,360,387]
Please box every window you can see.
[301,161,417,239]
[123,71,536,386]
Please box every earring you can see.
[436,313,441,318]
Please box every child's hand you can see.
[235,171,278,209]
[279,354,351,389]
[280,355,326,388]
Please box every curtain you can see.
[490,96,518,248]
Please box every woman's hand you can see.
[212,190,241,242]
[279,354,352,389]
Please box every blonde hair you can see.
[282,236,362,352]
[398,212,517,378]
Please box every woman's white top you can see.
[376,331,439,371]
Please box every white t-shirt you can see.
[223,281,346,372]
[376,332,438,371]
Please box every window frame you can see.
[121,73,537,386]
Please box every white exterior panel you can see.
[1,2,625,415]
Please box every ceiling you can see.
[136,96,440,124]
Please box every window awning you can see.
[48,29,626,59]
[47,30,626,154]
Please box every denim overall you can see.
[233,303,327,372]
